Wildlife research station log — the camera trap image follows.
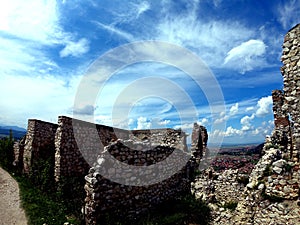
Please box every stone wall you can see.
[84,130,192,224]
[54,116,129,180]
[191,123,208,161]
[14,115,207,224]
[14,119,58,174]
[281,24,300,159]
[190,24,300,225]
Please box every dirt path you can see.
[0,167,27,225]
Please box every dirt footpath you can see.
[0,167,27,225]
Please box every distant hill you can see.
[0,126,26,139]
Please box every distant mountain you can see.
[0,126,26,139]
[0,125,26,132]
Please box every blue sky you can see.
[0,0,299,145]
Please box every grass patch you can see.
[15,174,82,225]
[100,194,211,225]
[222,201,238,211]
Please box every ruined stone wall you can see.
[281,24,300,159]
[189,24,300,225]
[20,119,58,173]
[216,24,300,225]
[14,115,205,224]
[84,130,192,224]
[191,123,208,160]
[54,116,129,180]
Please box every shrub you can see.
[223,201,238,211]
[0,132,14,170]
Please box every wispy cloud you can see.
[277,0,300,30]
[94,21,135,41]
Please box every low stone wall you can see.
[84,134,192,224]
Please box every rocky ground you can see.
[0,167,27,225]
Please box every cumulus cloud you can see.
[229,103,239,115]
[240,114,255,131]
[256,96,273,117]
[211,126,243,138]
[136,117,151,130]
[224,39,267,73]
[60,38,90,57]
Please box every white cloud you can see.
[0,74,81,127]
[229,103,239,115]
[60,38,90,57]
[224,126,243,136]
[156,3,255,67]
[157,120,171,126]
[256,96,273,117]
[199,118,209,126]
[135,117,151,130]
[210,126,243,138]
[135,1,150,18]
[277,0,300,30]
[224,39,267,73]
[0,0,61,44]
[246,106,254,112]
[94,21,135,41]
[240,114,255,131]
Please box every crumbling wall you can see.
[281,24,300,159]
[223,24,300,225]
[84,129,192,224]
[191,123,208,161]
[20,119,58,174]
[54,116,129,181]
[14,115,205,224]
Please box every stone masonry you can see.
[191,24,300,225]
[13,116,208,224]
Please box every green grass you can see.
[14,174,82,225]
[100,194,211,225]
[222,201,238,211]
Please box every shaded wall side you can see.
[191,123,208,161]
[22,120,57,173]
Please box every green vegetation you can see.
[237,175,249,185]
[261,191,284,203]
[263,164,273,176]
[0,130,14,170]
[0,136,83,225]
[101,194,211,225]
[222,201,238,211]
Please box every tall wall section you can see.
[280,24,300,158]
[14,119,58,174]
[54,116,129,180]
[224,24,300,225]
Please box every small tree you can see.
[0,129,15,170]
